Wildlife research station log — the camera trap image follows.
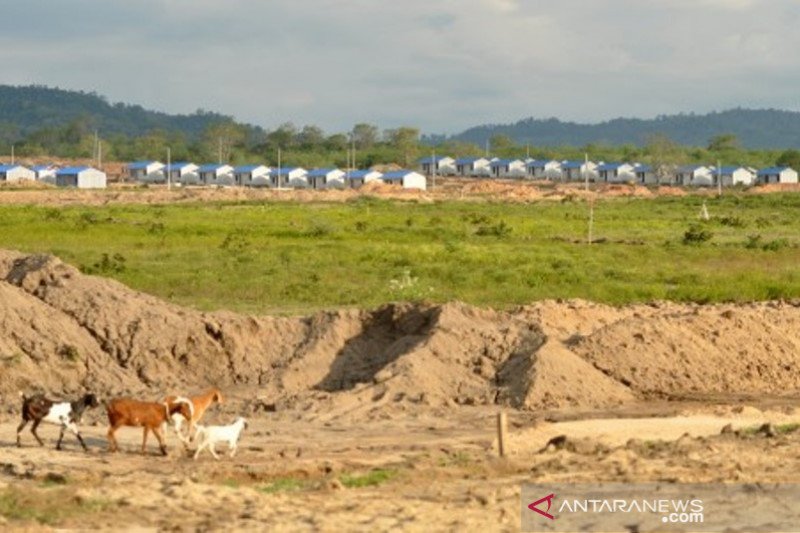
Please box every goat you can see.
[16,392,100,451]
[164,388,224,446]
[193,417,248,460]
[105,397,193,456]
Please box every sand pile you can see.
[3,250,800,415]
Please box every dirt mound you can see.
[3,250,800,416]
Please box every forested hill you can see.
[0,85,258,140]
[447,109,800,149]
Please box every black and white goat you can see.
[16,392,100,451]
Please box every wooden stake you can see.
[497,411,508,458]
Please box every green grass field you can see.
[0,193,799,314]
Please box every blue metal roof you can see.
[128,161,161,170]
[634,165,652,172]
[561,161,585,169]
[527,159,560,168]
[56,166,92,174]
[268,167,304,176]
[31,165,55,172]
[234,165,267,173]
[454,157,484,165]
[490,159,520,167]
[418,156,450,164]
[0,164,26,172]
[718,166,747,174]
[346,169,380,179]
[307,168,340,177]
[757,166,793,175]
[678,165,709,172]
[382,170,415,180]
[597,162,629,171]
[198,164,230,172]
[169,161,194,169]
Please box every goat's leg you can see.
[65,422,87,451]
[107,425,119,452]
[30,419,44,446]
[16,419,28,447]
[229,443,237,458]
[141,427,149,454]
[209,443,220,460]
[56,426,66,450]
[193,441,205,460]
[153,426,168,456]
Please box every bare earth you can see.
[2,248,800,530]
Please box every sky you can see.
[1,0,799,135]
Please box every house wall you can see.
[402,172,427,190]
[1,167,36,181]
[77,170,107,189]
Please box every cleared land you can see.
[2,185,800,531]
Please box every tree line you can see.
[2,117,799,172]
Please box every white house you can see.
[676,165,715,187]
[561,160,599,182]
[269,167,308,188]
[418,156,456,176]
[454,157,491,177]
[346,169,383,189]
[757,166,799,184]
[527,159,563,180]
[168,162,200,184]
[233,165,270,187]
[381,170,427,190]
[597,162,636,183]
[307,168,346,189]
[0,164,36,182]
[717,166,756,187]
[31,165,58,183]
[55,167,107,189]
[128,161,165,182]
[490,159,526,178]
[198,164,235,186]
[633,165,658,185]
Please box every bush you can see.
[682,224,713,245]
[476,220,512,237]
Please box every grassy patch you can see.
[1,194,799,312]
[339,469,398,489]
[258,478,313,494]
[0,487,113,525]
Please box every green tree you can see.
[352,123,379,149]
[776,149,800,169]
[645,134,681,185]
[489,134,516,155]
[707,133,740,152]
[266,122,298,150]
[201,121,247,163]
[325,133,349,152]
[298,125,325,149]
[385,127,420,167]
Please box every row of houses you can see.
[127,161,428,190]
[0,164,107,188]
[418,156,800,186]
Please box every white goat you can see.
[193,417,248,460]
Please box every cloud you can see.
[0,0,798,133]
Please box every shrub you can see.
[476,220,512,237]
[682,224,713,245]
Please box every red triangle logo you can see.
[528,493,555,520]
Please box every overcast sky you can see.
[1,0,798,134]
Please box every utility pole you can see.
[584,152,589,191]
[167,147,172,191]
[93,130,98,166]
[10,144,14,165]
[485,139,489,158]
[218,137,223,164]
[277,148,281,188]
[588,196,595,245]
[717,159,722,197]
[431,150,436,191]
[98,139,102,169]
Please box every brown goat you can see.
[164,388,224,446]
[105,397,192,456]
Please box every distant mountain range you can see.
[2,85,800,149]
[0,85,259,140]
[442,109,800,150]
